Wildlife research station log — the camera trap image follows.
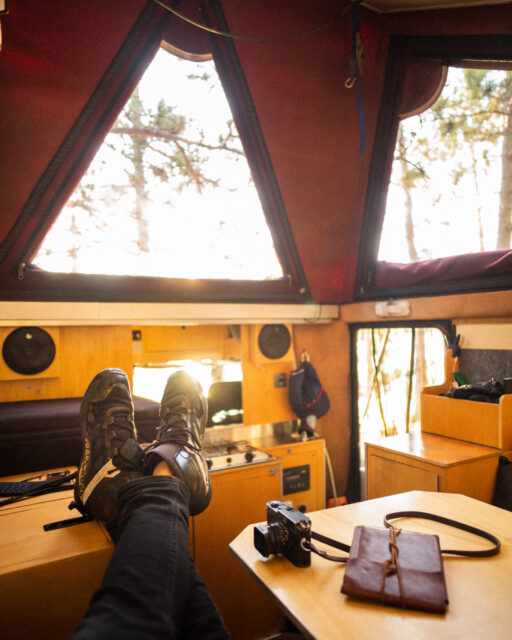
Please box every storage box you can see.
[0,476,113,640]
[421,381,512,450]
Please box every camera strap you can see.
[305,510,500,564]
[305,531,351,563]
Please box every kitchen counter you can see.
[203,419,311,449]
[249,432,321,450]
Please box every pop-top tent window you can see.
[379,67,512,264]
[33,45,284,281]
[356,35,512,300]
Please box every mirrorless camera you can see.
[253,500,311,567]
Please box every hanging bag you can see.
[288,360,330,419]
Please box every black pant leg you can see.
[71,476,229,640]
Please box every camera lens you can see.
[254,522,288,558]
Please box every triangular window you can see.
[33,45,284,281]
[379,66,512,264]
[356,35,512,299]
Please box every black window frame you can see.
[1,1,309,304]
[355,34,512,302]
[346,319,455,503]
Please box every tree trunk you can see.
[497,87,512,249]
[127,91,150,254]
[131,137,150,254]
[398,126,420,262]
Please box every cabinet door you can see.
[366,453,439,500]
[0,494,113,640]
[192,460,282,640]
[266,439,325,512]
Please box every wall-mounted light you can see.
[375,299,410,318]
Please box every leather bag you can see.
[340,511,500,614]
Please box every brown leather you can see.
[383,510,501,557]
[341,525,449,614]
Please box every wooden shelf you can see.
[421,347,512,449]
[421,386,512,449]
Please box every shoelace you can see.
[157,409,202,452]
[107,409,134,443]
[103,408,140,470]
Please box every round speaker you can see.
[2,327,56,375]
[258,324,291,360]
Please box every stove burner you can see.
[204,440,272,471]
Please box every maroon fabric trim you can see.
[4,4,169,273]
[374,249,512,290]
[0,1,151,260]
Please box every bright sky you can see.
[34,48,283,280]
[35,59,509,277]
[378,67,507,263]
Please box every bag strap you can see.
[0,470,76,508]
[304,509,501,563]
[383,510,501,557]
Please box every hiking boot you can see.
[145,371,211,516]
[73,368,144,521]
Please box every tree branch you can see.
[111,127,244,156]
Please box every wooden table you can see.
[230,491,512,640]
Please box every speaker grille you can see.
[2,327,56,375]
[258,324,291,360]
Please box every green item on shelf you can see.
[453,371,469,386]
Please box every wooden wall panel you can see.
[293,320,351,499]
[0,326,133,402]
[341,290,512,323]
[240,325,296,426]
[133,325,241,365]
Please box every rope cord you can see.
[153,0,359,43]
[324,446,339,507]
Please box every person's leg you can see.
[71,368,229,640]
[180,560,231,640]
[73,475,228,640]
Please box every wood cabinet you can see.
[365,432,508,502]
[192,458,283,640]
[261,437,325,512]
[1,441,322,640]
[0,481,113,640]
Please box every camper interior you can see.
[1,1,512,638]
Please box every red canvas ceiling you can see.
[0,1,511,304]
